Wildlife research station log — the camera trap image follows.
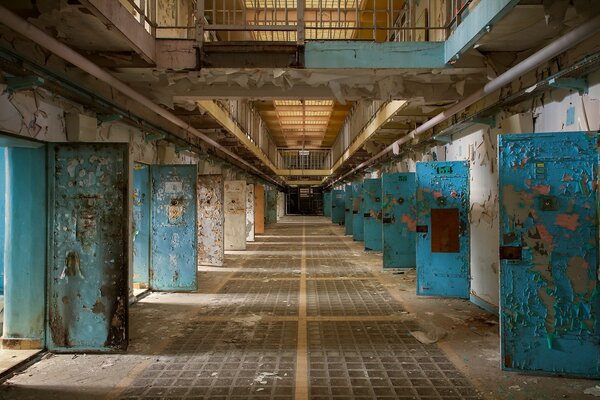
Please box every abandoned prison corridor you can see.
[0,217,594,400]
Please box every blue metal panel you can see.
[133,163,150,287]
[444,0,519,63]
[499,131,600,378]
[331,189,345,225]
[47,143,128,352]
[305,41,445,69]
[0,147,5,295]
[352,183,364,242]
[382,173,416,269]
[363,178,382,251]
[323,191,331,217]
[151,165,198,291]
[344,184,353,235]
[266,190,278,224]
[416,161,470,298]
[4,145,46,346]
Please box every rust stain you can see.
[92,298,106,314]
[555,213,579,231]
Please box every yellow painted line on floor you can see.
[295,217,309,400]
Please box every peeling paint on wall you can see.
[224,180,246,250]
[246,183,255,242]
[197,175,224,266]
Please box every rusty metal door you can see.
[344,184,353,235]
[151,165,198,291]
[352,183,364,242]
[382,173,416,269]
[416,161,470,298]
[197,175,224,266]
[47,143,128,352]
[363,178,383,251]
[499,132,600,377]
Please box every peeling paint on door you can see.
[363,179,383,251]
[197,175,224,267]
[352,183,364,242]
[416,161,470,298]
[225,180,247,250]
[133,163,150,287]
[383,173,416,269]
[499,131,600,378]
[344,184,353,235]
[151,165,198,291]
[47,143,128,352]
[246,183,255,242]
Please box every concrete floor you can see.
[0,216,597,399]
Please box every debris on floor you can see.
[585,385,600,396]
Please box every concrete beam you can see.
[197,100,280,174]
[444,0,519,63]
[305,41,446,69]
[80,0,156,64]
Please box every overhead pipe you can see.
[0,5,282,187]
[329,12,600,187]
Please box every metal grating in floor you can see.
[201,279,300,316]
[307,279,404,316]
[305,257,374,278]
[119,321,297,400]
[308,321,482,400]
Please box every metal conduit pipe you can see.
[0,5,281,187]
[329,12,600,187]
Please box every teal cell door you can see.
[416,161,470,298]
[382,173,416,269]
[323,191,331,217]
[332,189,345,224]
[47,143,128,352]
[133,163,150,288]
[352,183,364,242]
[363,178,382,251]
[344,184,353,235]
[151,165,198,291]
[499,132,600,378]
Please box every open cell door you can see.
[382,173,416,269]
[344,184,353,235]
[363,179,383,251]
[351,183,364,242]
[47,143,128,352]
[499,131,600,377]
[416,161,470,298]
[151,165,198,291]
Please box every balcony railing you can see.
[119,0,476,43]
[279,149,331,170]
[215,100,283,168]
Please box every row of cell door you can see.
[324,131,600,378]
[0,142,201,353]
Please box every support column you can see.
[224,180,246,250]
[246,184,255,242]
[2,146,46,350]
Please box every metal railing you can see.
[215,100,283,168]
[279,149,331,170]
[331,99,385,163]
[117,0,477,43]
